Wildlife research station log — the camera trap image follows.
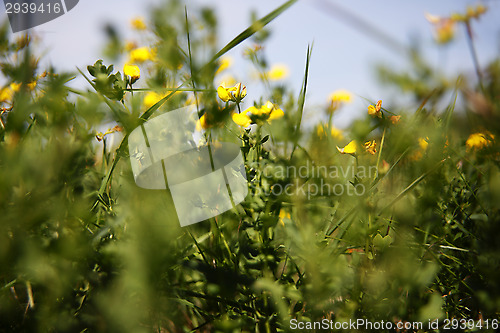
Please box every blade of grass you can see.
[208,0,297,64]
[185,6,200,114]
[290,44,313,159]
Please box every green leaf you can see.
[207,0,297,65]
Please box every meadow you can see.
[1,0,499,332]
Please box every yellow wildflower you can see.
[124,63,140,81]
[329,89,352,103]
[143,91,163,108]
[466,132,494,151]
[364,140,377,155]
[0,87,13,103]
[368,100,382,118]
[256,101,284,121]
[330,126,344,140]
[268,107,284,120]
[0,83,23,103]
[232,112,251,128]
[418,137,429,150]
[425,13,456,44]
[131,17,146,30]
[129,47,153,63]
[125,41,137,52]
[267,64,289,81]
[215,56,232,75]
[27,81,37,90]
[411,137,429,160]
[337,140,357,155]
[389,115,401,124]
[233,101,284,127]
[10,82,22,92]
[217,82,247,103]
[317,124,343,140]
[279,209,291,226]
[196,114,209,131]
[328,89,352,112]
[218,75,236,87]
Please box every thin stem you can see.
[375,127,386,180]
[464,21,484,93]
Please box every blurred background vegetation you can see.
[1,0,500,332]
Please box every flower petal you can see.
[217,85,230,102]
[269,108,284,121]
[337,140,357,155]
[232,113,251,127]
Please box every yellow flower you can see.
[215,56,232,75]
[425,13,456,44]
[418,137,429,150]
[328,89,352,112]
[252,101,284,122]
[267,64,289,81]
[411,137,429,160]
[124,63,140,81]
[10,82,21,92]
[217,85,231,102]
[330,126,344,140]
[27,81,37,90]
[364,140,377,155]
[196,114,210,131]
[368,100,382,118]
[232,112,251,128]
[279,209,291,226]
[0,87,13,103]
[317,124,344,140]
[143,91,163,108]
[329,89,352,103]
[466,132,494,151]
[217,82,246,103]
[129,47,153,63]
[218,75,236,87]
[125,41,137,52]
[268,107,284,121]
[0,83,23,103]
[233,101,284,127]
[389,115,401,124]
[337,140,357,155]
[131,17,146,30]
[260,101,275,114]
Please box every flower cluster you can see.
[367,100,383,118]
[232,101,284,128]
[122,41,154,83]
[466,131,494,152]
[426,3,487,44]
[316,124,344,140]
[266,64,289,81]
[217,82,247,104]
[337,139,377,156]
[328,89,352,113]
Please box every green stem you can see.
[375,127,386,180]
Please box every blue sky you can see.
[2,0,499,127]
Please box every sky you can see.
[2,0,499,127]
